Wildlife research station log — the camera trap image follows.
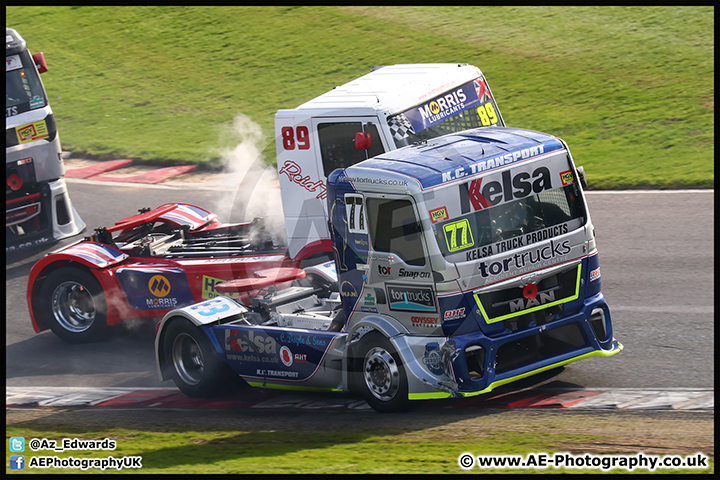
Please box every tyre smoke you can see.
[211,113,286,244]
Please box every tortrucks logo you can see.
[386,284,437,313]
[478,239,572,278]
[460,166,552,214]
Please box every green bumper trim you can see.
[246,381,342,393]
[408,341,623,401]
[474,264,582,324]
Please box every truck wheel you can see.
[356,333,410,413]
[163,319,231,397]
[40,267,109,343]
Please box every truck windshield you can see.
[387,77,504,148]
[433,182,587,260]
[6,52,47,117]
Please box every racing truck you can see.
[155,126,622,412]
[6,27,85,252]
[28,63,505,342]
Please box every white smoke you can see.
[211,113,286,243]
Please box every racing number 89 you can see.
[282,126,310,150]
[443,219,474,252]
[477,103,498,126]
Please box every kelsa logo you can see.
[148,275,171,297]
[460,167,552,214]
[226,330,278,354]
[429,206,449,224]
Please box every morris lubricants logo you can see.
[148,275,171,297]
[417,88,469,121]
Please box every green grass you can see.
[7,425,713,474]
[5,6,713,188]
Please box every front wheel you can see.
[355,333,410,413]
[162,318,235,397]
[39,267,109,343]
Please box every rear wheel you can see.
[40,267,108,343]
[356,333,410,413]
[163,319,234,397]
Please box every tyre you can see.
[39,267,109,343]
[162,318,233,397]
[355,333,410,413]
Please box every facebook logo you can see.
[10,455,25,470]
[9,436,25,452]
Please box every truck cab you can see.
[327,126,621,406]
[6,28,85,252]
[275,63,504,261]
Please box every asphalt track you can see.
[5,164,714,411]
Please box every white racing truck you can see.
[6,27,85,253]
[155,120,622,411]
[274,63,505,262]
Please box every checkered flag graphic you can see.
[387,114,415,143]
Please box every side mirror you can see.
[32,52,48,74]
[355,132,371,150]
[576,166,588,188]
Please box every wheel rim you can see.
[363,346,400,401]
[51,281,97,333]
[172,333,205,386]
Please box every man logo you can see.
[148,275,171,297]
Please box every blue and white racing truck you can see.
[6,28,85,253]
[155,126,622,412]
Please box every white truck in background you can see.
[275,63,504,262]
[6,28,85,253]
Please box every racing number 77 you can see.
[443,219,474,252]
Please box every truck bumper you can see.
[393,293,622,401]
[6,178,85,251]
